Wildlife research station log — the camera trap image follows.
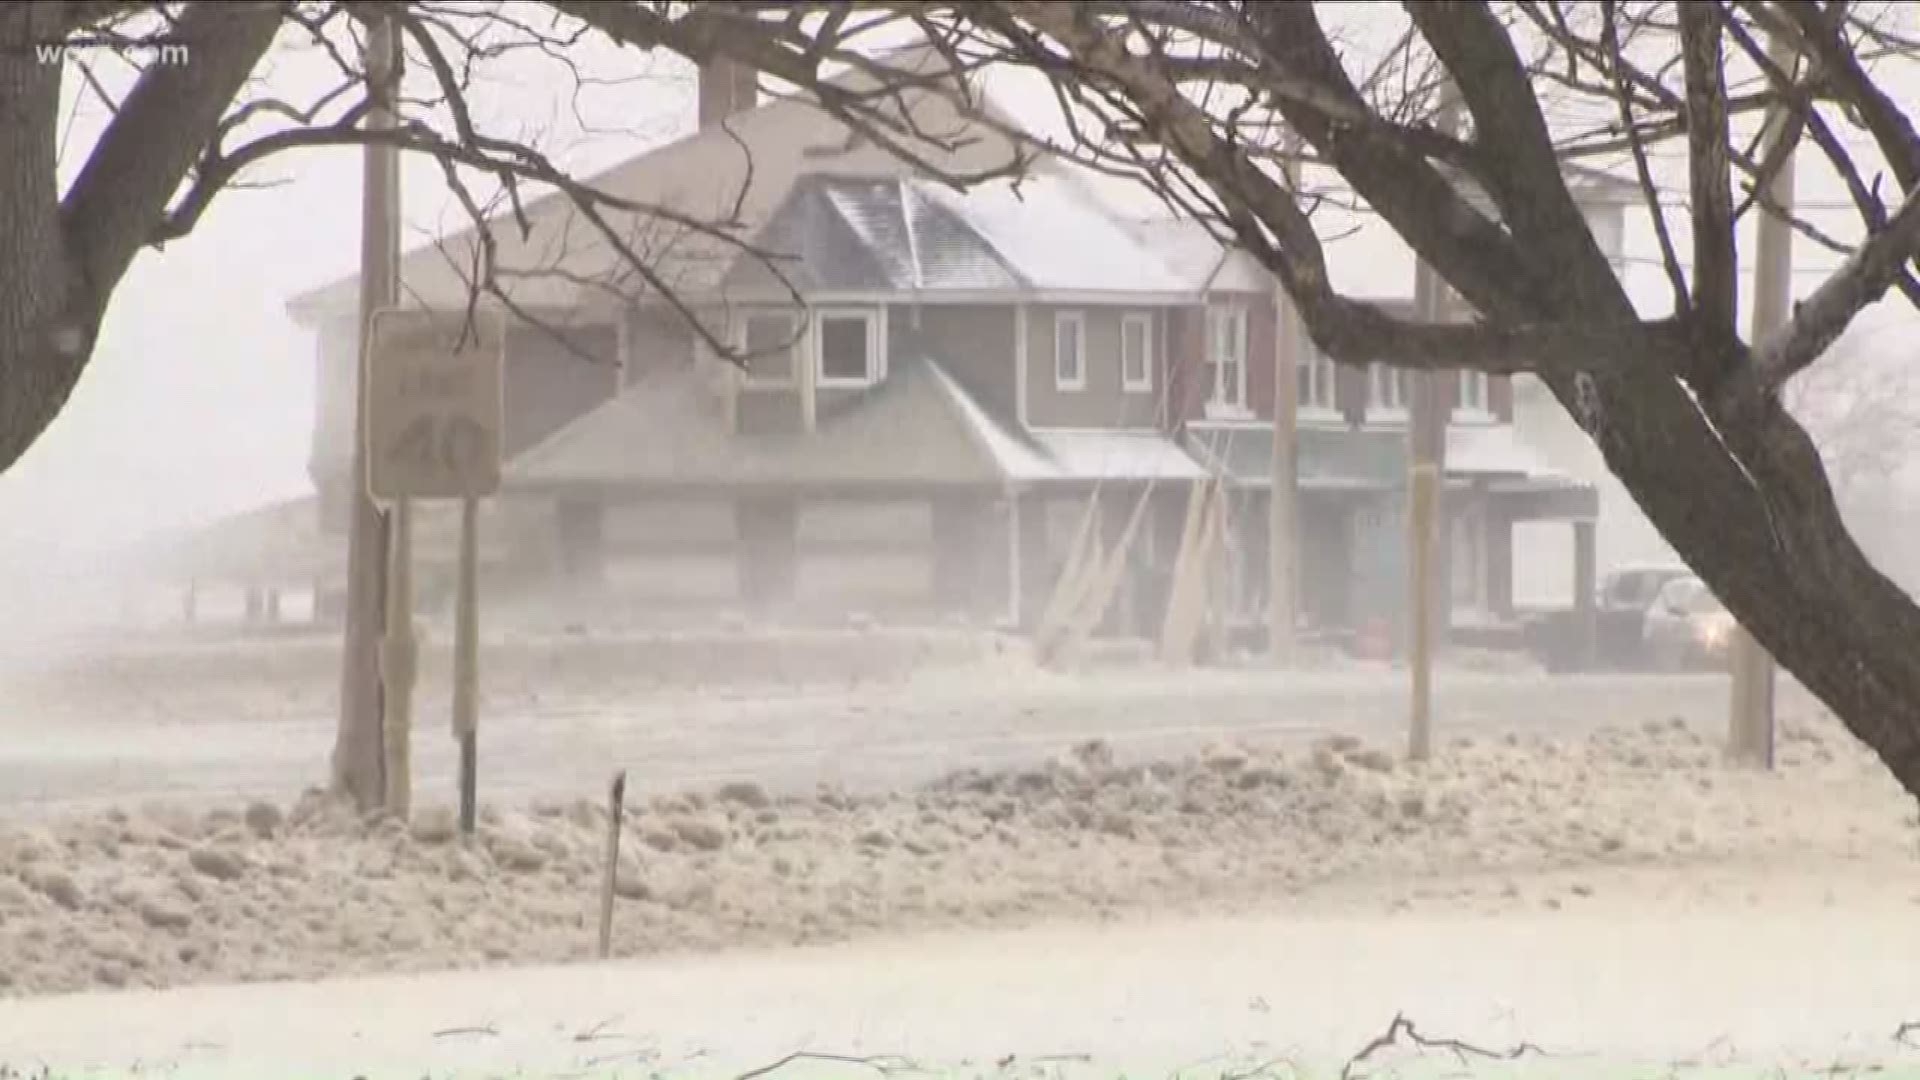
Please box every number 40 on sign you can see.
[363,308,505,502]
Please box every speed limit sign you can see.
[363,307,505,501]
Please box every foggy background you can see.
[3,9,1917,644]
[0,33,694,640]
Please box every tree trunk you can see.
[0,8,82,476]
[1,4,281,475]
[1561,360,1920,798]
[1246,2,1920,803]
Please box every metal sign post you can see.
[364,307,505,827]
[454,495,480,834]
[1407,462,1439,762]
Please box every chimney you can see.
[697,58,759,130]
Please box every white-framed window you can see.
[1369,362,1408,418]
[1121,312,1154,393]
[1456,369,1491,417]
[1297,342,1339,416]
[814,307,881,388]
[1054,310,1087,391]
[1207,304,1249,416]
[737,308,800,386]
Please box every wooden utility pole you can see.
[332,12,400,810]
[373,11,416,820]
[1269,138,1303,664]
[1406,89,1460,763]
[1731,29,1796,769]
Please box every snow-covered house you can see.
[282,45,1623,640]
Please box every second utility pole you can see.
[1407,86,1461,763]
[1730,27,1797,769]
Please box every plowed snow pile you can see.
[0,711,1911,996]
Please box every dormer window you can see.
[1456,369,1491,418]
[1368,362,1408,418]
[815,307,882,388]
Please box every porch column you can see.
[1572,518,1597,669]
[1003,495,1022,629]
[931,494,990,621]
[737,495,799,612]
[556,498,608,583]
[1140,487,1188,637]
[266,589,283,624]
[1432,482,1454,653]
[1014,492,1051,630]
[1487,506,1515,619]
[244,587,264,624]
[1096,489,1139,637]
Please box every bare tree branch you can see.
[61,2,284,319]
[1751,184,1920,392]
[1405,0,1628,311]
[1680,0,1739,347]
[1342,1013,1547,1080]
[1779,0,1920,190]
[1602,0,1689,315]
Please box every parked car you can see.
[1642,575,1737,671]
[1523,563,1693,673]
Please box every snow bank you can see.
[0,709,1906,997]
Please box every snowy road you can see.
[0,659,1767,814]
[8,890,1919,1079]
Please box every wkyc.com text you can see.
[35,37,191,66]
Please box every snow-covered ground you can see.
[1,631,1914,1077]
[0,701,1912,994]
[11,883,1920,1079]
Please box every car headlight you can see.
[1695,619,1731,647]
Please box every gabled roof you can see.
[287,44,1021,324]
[725,175,1020,294]
[287,33,1649,328]
[508,345,1210,494]
[724,173,1194,299]
[506,354,1019,492]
